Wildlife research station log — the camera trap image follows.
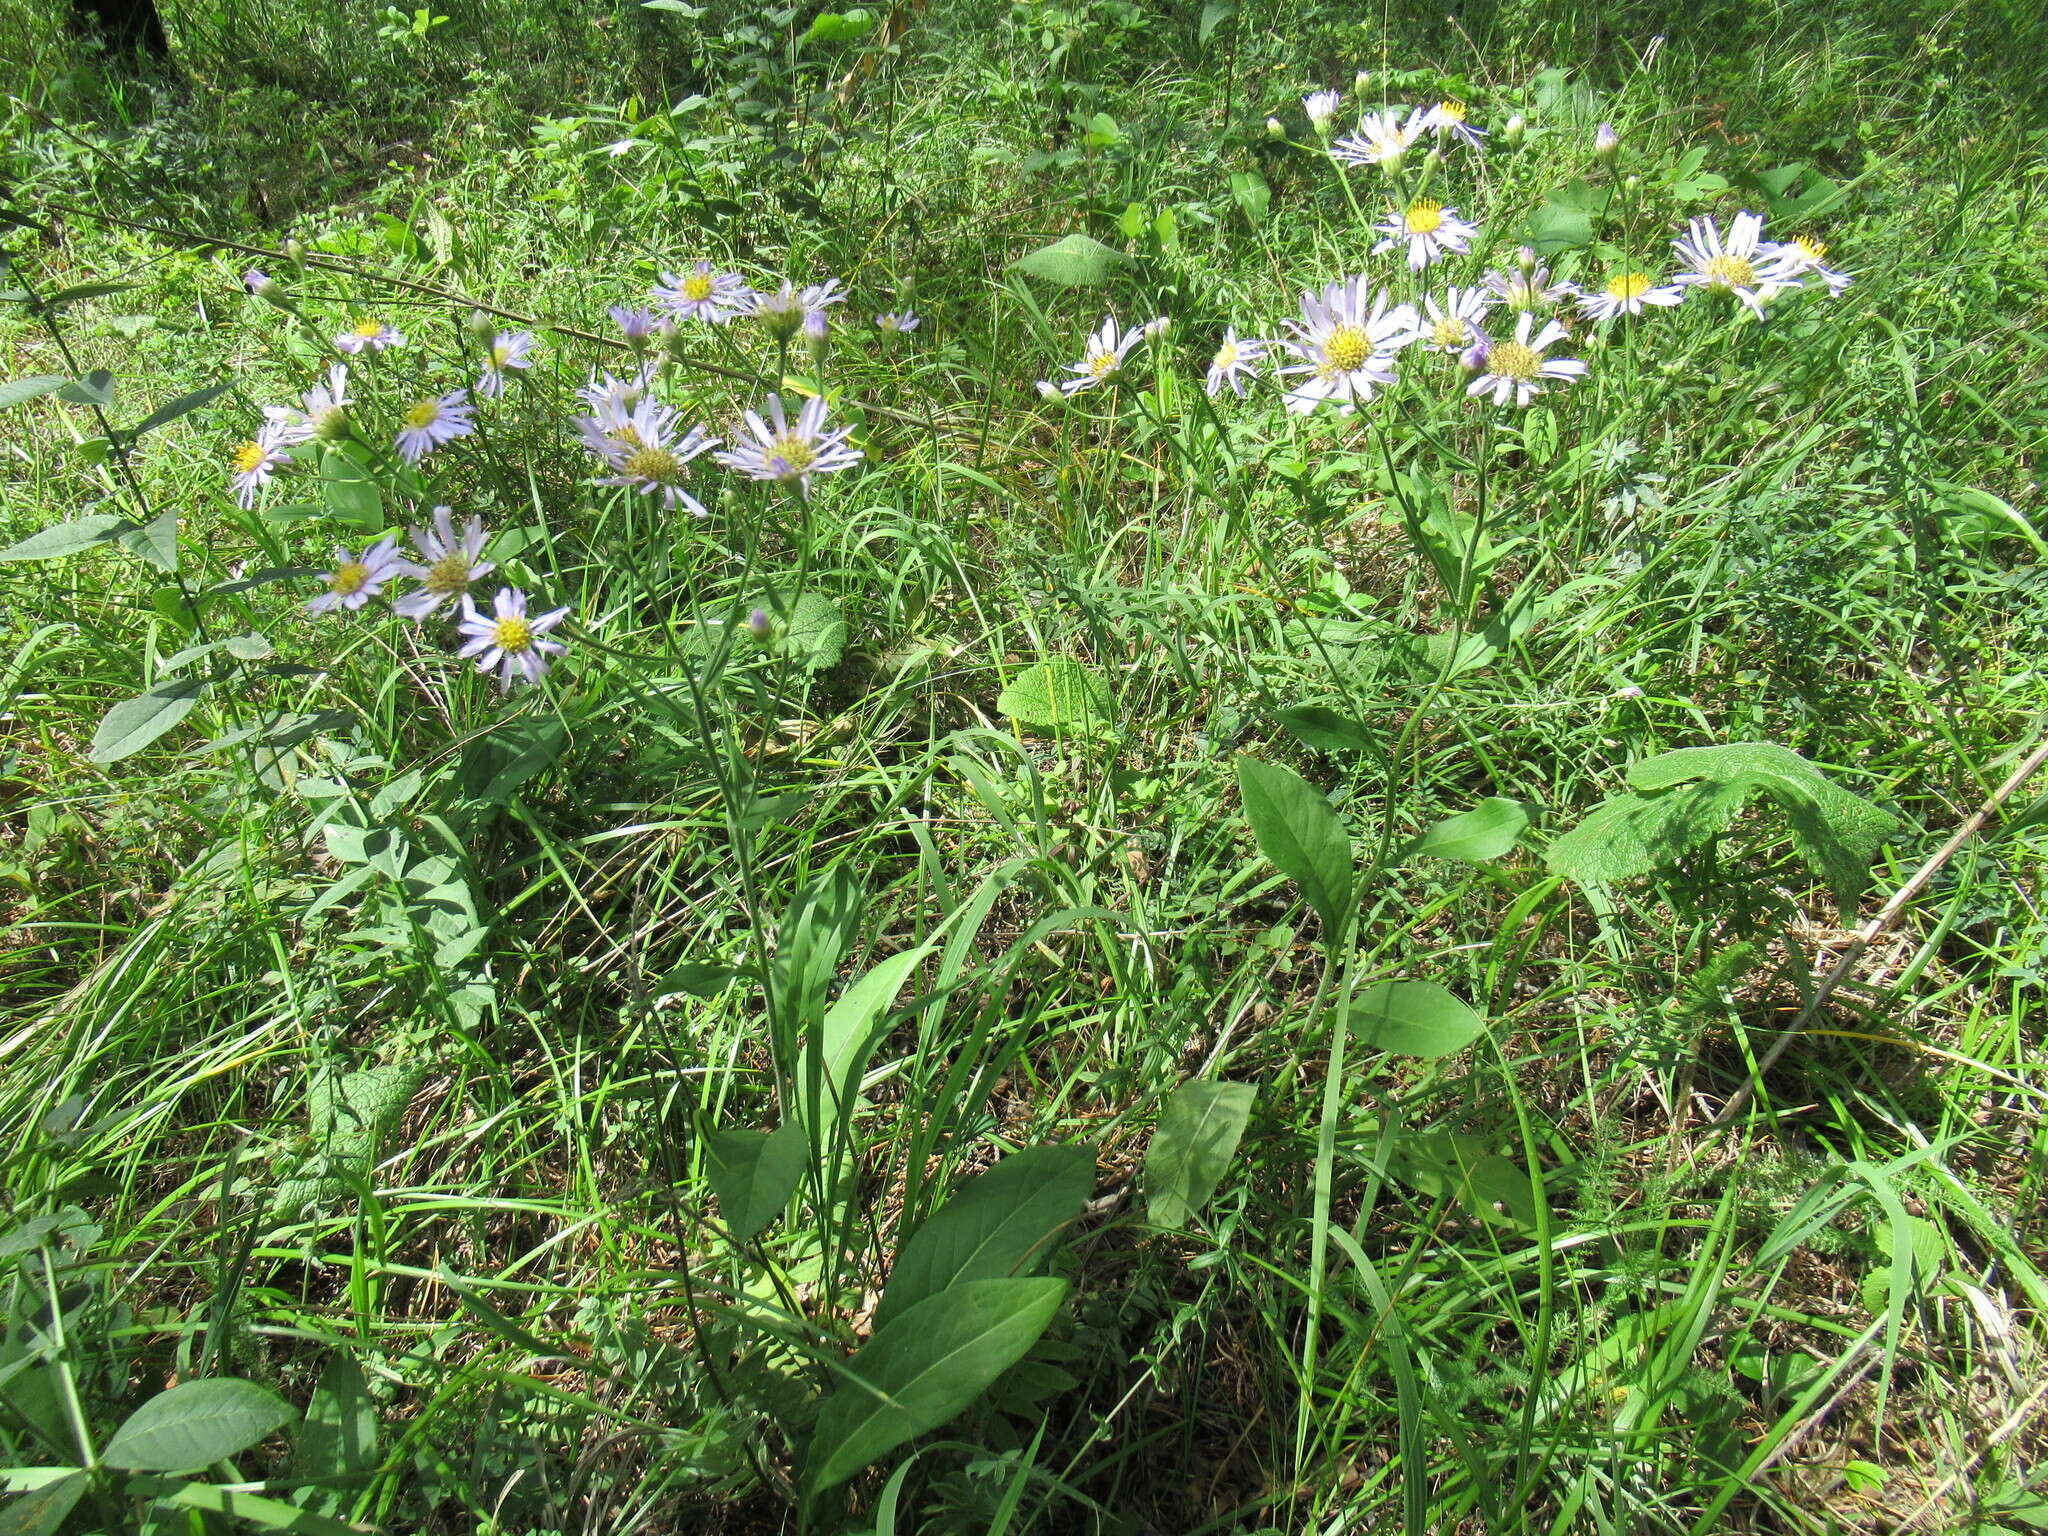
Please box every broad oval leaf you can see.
[1350,980,1488,1059]
[101,1378,294,1472]
[705,1124,807,1241]
[1143,1080,1254,1230]
[804,7,873,43]
[56,370,116,408]
[878,1144,1094,1325]
[1275,704,1373,755]
[319,449,383,528]
[89,677,205,764]
[1412,797,1528,863]
[805,1276,1067,1496]
[1008,233,1129,288]
[0,374,67,411]
[1234,755,1354,936]
[996,657,1110,734]
[0,513,129,563]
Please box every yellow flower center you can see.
[1702,253,1756,289]
[1486,341,1541,380]
[491,341,514,365]
[1607,272,1651,301]
[350,318,385,338]
[1213,341,1238,370]
[231,440,269,473]
[1403,201,1445,235]
[403,399,443,429]
[1322,324,1372,375]
[1793,235,1828,261]
[424,552,472,594]
[1086,347,1120,378]
[328,561,370,595]
[1430,316,1466,347]
[623,445,683,484]
[770,434,818,475]
[1438,99,1466,121]
[493,616,533,654]
[681,271,715,301]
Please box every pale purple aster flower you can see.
[1487,262,1579,312]
[391,506,495,621]
[875,311,921,334]
[1373,200,1480,270]
[394,389,476,464]
[1423,99,1486,151]
[262,363,351,447]
[1056,313,1143,395]
[1465,311,1588,407]
[609,305,665,345]
[575,366,657,429]
[1765,235,1853,297]
[335,318,404,355]
[652,261,753,324]
[803,309,830,366]
[243,269,280,298]
[715,393,862,497]
[1672,211,1804,318]
[1204,329,1265,397]
[228,428,292,509]
[306,536,402,615]
[1594,122,1620,162]
[595,404,718,517]
[1276,276,1419,414]
[476,331,536,399]
[1577,270,1686,322]
[1331,106,1426,170]
[1303,90,1341,134]
[1417,286,1496,353]
[457,587,570,689]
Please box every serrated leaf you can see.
[0,513,130,562]
[705,1124,806,1241]
[1008,233,1130,288]
[1544,777,1753,887]
[101,1378,293,1471]
[89,677,205,764]
[1143,1080,1254,1229]
[1350,980,1488,1058]
[787,592,847,671]
[805,1277,1067,1496]
[1234,755,1353,936]
[996,658,1110,733]
[0,374,67,410]
[1411,797,1528,862]
[879,1144,1094,1325]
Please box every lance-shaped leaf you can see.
[1234,755,1353,936]
[90,677,206,764]
[1143,1080,1254,1229]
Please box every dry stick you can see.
[1700,726,2048,1140]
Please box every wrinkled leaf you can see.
[997,657,1110,733]
[1008,233,1129,288]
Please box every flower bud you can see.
[1595,122,1620,163]
[745,607,774,641]
[1502,114,1526,147]
[281,238,305,271]
[1143,315,1170,341]
[1265,116,1285,140]
[1353,68,1371,94]
[243,269,282,303]
[1518,245,1539,275]
[1459,338,1490,373]
[1422,147,1444,176]
[1303,90,1339,136]
[468,308,497,341]
[1036,379,1060,400]
[803,309,830,368]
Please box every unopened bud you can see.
[468,308,497,341]
[1595,122,1620,163]
[1353,68,1371,94]
[1459,338,1490,373]
[745,607,774,641]
[1518,245,1539,275]
[243,269,282,302]
[1422,146,1444,175]
[803,309,830,367]
[1036,379,1060,400]
[1502,114,1526,147]
[282,238,305,271]
[1265,117,1285,140]
[1143,315,1170,341]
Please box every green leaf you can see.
[1384,1130,1537,1230]
[292,1352,376,1499]
[1544,777,1752,887]
[1234,755,1354,935]
[154,1479,367,1535]
[805,1277,1068,1497]
[127,381,234,440]
[1198,0,1236,45]
[705,1124,807,1241]
[0,513,130,562]
[804,8,874,44]
[795,945,934,1134]
[1227,169,1270,225]
[878,1145,1095,1325]
[41,283,136,311]
[456,715,567,802]
[0,1472,87,1536]
[996,658,1110,733]
[1275,704,1373,754]
[1411,797,1528,863]
[1350,980,1488,1059]
[0,374,67,411]
[1008,233,1130,288]
[89,677,205,764]
[1524,180,1604,253]
[1143,1080,1254,1229]
[56,370,115,408]
[320,449,384,528]
[651,961,738,999]
[787,592,847,671]
[101,1378,294,1472]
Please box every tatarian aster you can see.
[307,536,403,615]
[1374,200,1480,270]
[392,506,494,621]
[1331,106,1426,170]
[653,260,754,323]
[476,331,535,399]
[1423,99,1486,151]
[262,363,351,447]
[1577,270,1685,322]
[394,389,476,464]
[1055,314,1144,395]
[1417,287,1495,353]
[458,587,570,689]
[1486,259,1578,312]
[1204,328,1266,398]
[609,305,665,345]
[228,429,292,509]
[875,311,921,334]
[1277,275,1419,414]
[1464,312,1588,407]
[595,404,719,517]
[1302,90,1341,133]
[335,318,404,355]
[1672,211,1803,317]
[574,389,675,466]
[715,393,862,497]
[1766,234,1853,297]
